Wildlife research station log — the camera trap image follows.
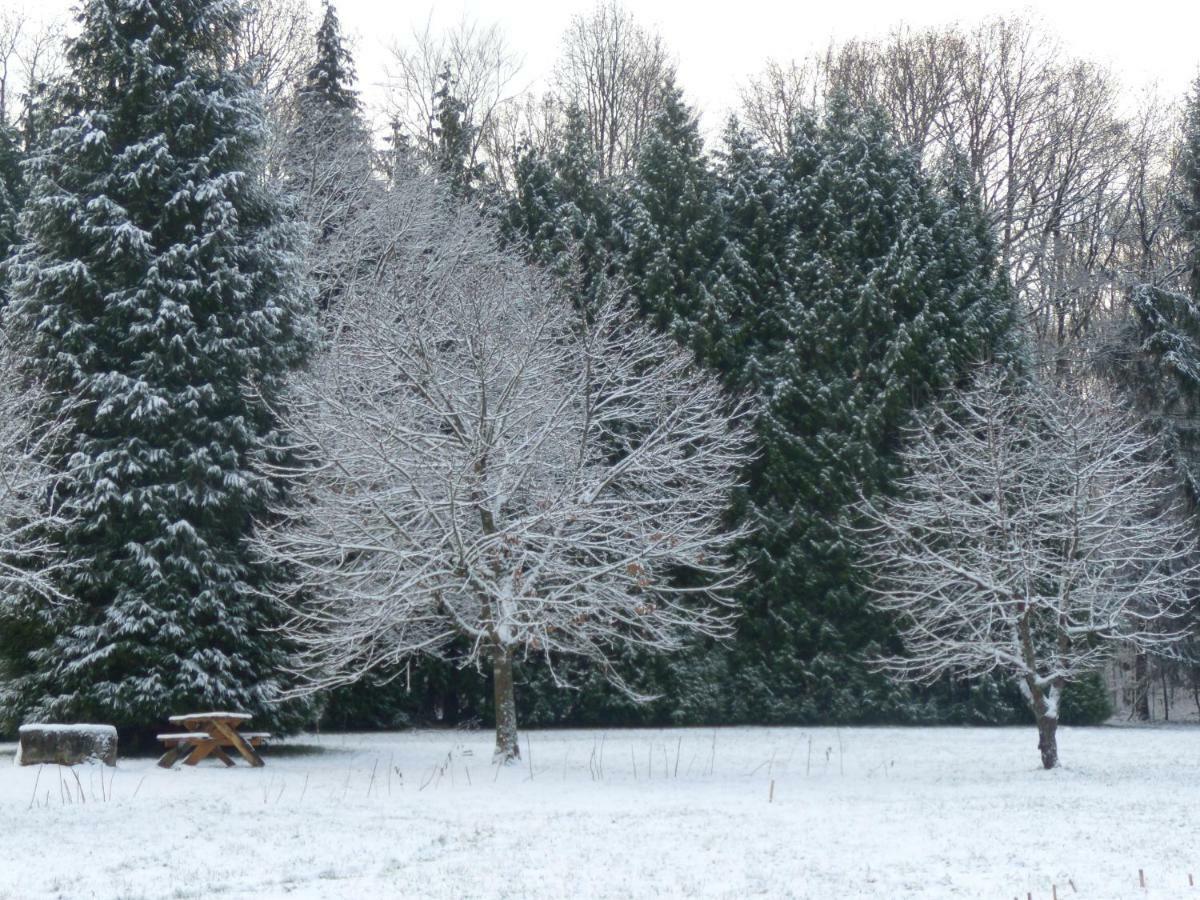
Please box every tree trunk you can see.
[491,644,520,764]
[1021,667,1060,770]
[1035,712,1058,770]
[1133,651,1152,721]
[1161,665,1170,722]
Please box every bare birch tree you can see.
[857,368,1196,768]
[253,173,751,762]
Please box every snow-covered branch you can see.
[857,367,1198,767]
[0,329,76,607]
[252,172,752,759]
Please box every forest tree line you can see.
[0,0,1198,743]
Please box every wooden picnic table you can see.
[156,712,269,769]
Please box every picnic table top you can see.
[157,730,270,744]
[167,711,252,724]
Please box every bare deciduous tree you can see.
[738,57,827,158]
[739,17,1141,357]
[253,173,751,763]
[0,10,24,127]
[1111,90,1184,290]
[224,0,315,110]
[219,0,316,176]
[384,12,524,181]
[0,331,76,611]
[0,9,65,136]
[553,0,675,178]
[278,116,378,309]
[858,369,1196,768]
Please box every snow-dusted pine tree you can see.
[704,101,1022,723]
[618,77,723,342]
[2,0,315,735]
[0,122,23,302]
[1107,80,1200,501]
[301,0,358,114]
[500,103,617,306]
[430,66,485,199]
[283,0,375,311]
[1095,79,1200,714]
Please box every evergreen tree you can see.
[1,0,315,737]
[702,102,1021,723]
[1184,81,1200,306]
[495,100,1022,728]
[0,123,24,303]
[500,104,617,307]
[431,66,483,198]
[284,0,373,311]
[1111,80,1200,500]
[1097,80,1200,700]
[618,78,723,341]
[385,117,417,187]
[301,0,359,114]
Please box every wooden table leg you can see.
[157,746,182,769]
[183,741,216,766]
[211,720,264,768]
[212,747,236,767]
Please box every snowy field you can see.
[1,725,1198,899]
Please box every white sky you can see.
[336,0,1200,127]
[25,0,1200,127]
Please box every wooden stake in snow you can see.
[1139,869,1146,889]
[1188,872,1194,887]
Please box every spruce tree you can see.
[1112,79,1200,500]
[301,0,359,114]
[285,0,373,311]
[1099,80,1200,698]
[2,0,315,736]
[0,123,23,303]
[498,101,1022,728]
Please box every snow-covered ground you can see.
[1,725,1197,899]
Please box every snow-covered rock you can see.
[16,724,118,767]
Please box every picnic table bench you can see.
[156,712,269,768]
